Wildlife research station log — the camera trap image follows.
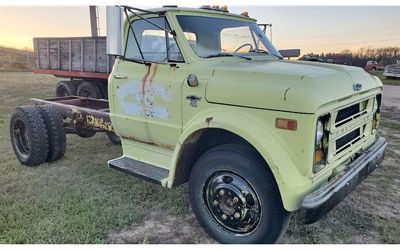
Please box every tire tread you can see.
[10,106,49,166]
[39,105,66,162]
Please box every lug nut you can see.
[221,214,227,220]
[219,189,225,196]
[233,197,239,203]
[212,200,219,206]
[234,212,241,219]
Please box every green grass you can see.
[370,71,400,86]
[0,72,189,243]
[1,72,399,244]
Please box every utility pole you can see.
[89,6,99,37]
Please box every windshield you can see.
[176,15,282,59]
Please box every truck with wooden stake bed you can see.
[34,36,116,99]
[10,5,387,244]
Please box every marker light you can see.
[275,118,297,131]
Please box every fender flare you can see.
[168,109,309,211]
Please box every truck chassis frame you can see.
[31,96,113,135]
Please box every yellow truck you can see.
[10,5,387,243]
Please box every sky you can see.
[0,5,399,55]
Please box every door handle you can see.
[112,74,128,79]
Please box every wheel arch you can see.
[168,111,306,211]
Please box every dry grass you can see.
[0,72,399,243]
[0,47,34,71]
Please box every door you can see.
[110,16,186,148]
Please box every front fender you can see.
[168,108,314,211]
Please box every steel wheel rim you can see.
[13,118,30,156]
[204,171,261,234]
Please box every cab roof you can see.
[133,6,257,22]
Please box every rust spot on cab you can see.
[206,117,213,127]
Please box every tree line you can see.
[300,47,400,67]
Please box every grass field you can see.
[370,70,400,86]
[0,72,399,244]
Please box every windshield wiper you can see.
[250,49,283,59]
[206,53,252,61]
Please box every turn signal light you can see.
[314,149,324,165]
[275,118,297,131]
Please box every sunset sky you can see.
[0,5,399,55]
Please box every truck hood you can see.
[206,59,382,114]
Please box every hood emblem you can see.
[353,83,363,91]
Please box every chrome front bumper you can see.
[300,136,387,224]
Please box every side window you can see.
[125,17,183,63]
[140,29,167,61]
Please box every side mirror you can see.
[279,49,301,59]
[106,6,123,56]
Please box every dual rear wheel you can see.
[10,105,120,166]
[10,105,66,166]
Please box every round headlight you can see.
[316,120,324,147]
[373,101,378,114]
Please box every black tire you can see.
[97,81,108,99]
[77,81,102,99]
[106,132,121,145]
[39,105,66,162]
[10,106,49,166]
[189,144,288,244]
[56,81,77,97]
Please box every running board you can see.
[108,157,169,185]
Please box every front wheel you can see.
[189,144,289,244]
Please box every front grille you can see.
[334,100,368,128]
[326,95,377,162]
[335,128,361,154]
[335,103,359,126]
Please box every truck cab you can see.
[104,6,387,243]
[10,5,387,244]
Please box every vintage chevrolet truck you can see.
[10,6,387,243]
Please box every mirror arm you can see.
[123,7,145,61]
[125,7,175,36]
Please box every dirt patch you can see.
[382,85,400,108]
[107,208,216,244]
